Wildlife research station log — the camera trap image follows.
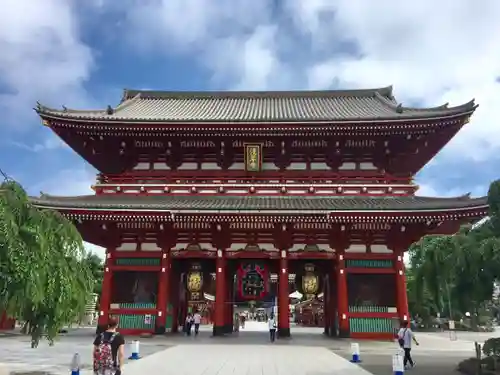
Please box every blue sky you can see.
[1,0,500,256]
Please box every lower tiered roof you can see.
[30,194,488,213]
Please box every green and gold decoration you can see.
[301,263,319,300]
[186,262,203,301]
[244,144,262,172]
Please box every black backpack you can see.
[398,328,407,347]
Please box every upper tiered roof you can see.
[36,86,476,123]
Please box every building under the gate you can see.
[30,86,488,339]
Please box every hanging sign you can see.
[244,144,262,172]
[144,314,152,324]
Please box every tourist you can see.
[397,320,419,369]
[93,318,125,375]
[268,314,277,342]
[193,310,202,336]
[184,313,193,336]
[233,313,240,333]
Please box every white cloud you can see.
[294,0,500,161]
[0,0,94,127]
[31,167,96,196]
[119,0,500,164]
[416,182,485,198]
[85,242,105,259]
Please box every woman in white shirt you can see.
[268,314,277,342]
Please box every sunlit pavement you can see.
[0,324,496,374]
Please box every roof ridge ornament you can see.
[106,105,114,115]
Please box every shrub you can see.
[483,338,500,358]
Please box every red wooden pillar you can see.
[329,270,338,336]
[337,251,349,337]
[155,250,171,334]
[97,247,114,332]
[170,267,180,333]
[395,251,409,322]
[213,249,226,336]
[278,251,290,337]
[225,270,234,333]
[323,274,330,335]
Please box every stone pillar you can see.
[395,252,409,322]
[97,247,114,333]
[337,252,349,337]
[213,249,226,336]
[155,250,171,334]
[278,251,290,337]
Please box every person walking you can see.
[268,314,277,342]
[397,320,419,369]
[93,318,125,375]
[184,313,193,336]
[193,310,202,336]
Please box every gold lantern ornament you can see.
[187,263,203,301]
[301,263,319,300]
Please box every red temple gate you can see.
[30,86,488,339]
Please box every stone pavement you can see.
[124,344,374,375]
[0,329,170,374]
[0,323,495,374]
[333,331,483,375]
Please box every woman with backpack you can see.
[93,318,125,375]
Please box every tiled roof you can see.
[35,86,476,123]
[29,194,488,212]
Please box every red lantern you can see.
[237,262,269,300]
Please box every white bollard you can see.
[70,353,80,375]
[0,363,10,375]
[392,351,404,375]
[128,340,141,360]
[350,342,361,363]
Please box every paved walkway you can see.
[124,344,374,375]
[0,323,494,374]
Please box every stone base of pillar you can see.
[339,328,350,338]
[212,325,226,336]
[154,325,166,334]
[278,327,290,338]
[323,326,329,335]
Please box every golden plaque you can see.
[244,144,262,172]
[187,271,202,292]
[302,263,319,299]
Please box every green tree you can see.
[0,179,94,347]
[83,253,104,296]
[488,179,500,236]
[408,180,500,327]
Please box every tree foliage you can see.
[0,179,94,347]
[83,253,104,296]
[408,180,500,326]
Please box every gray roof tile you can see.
[29,194,488,212]
[36,86,476,123]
